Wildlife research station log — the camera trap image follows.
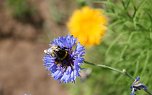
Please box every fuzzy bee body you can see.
[44,45,68,61]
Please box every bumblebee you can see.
[44,45,68,61]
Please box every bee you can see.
[44,44,68,61]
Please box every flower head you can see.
[130,76,147,95]
[67,6,107,47]
[43,35,85,83]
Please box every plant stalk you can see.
[84,60,152,95]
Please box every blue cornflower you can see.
[43,35,85,83]
[130,76,147,95]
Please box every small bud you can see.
[122,69,126,73]
[130,76,147,95]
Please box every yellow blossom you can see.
[67,6,108,47]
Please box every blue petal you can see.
[66,35,76,48]
[135,76,140,81]
[49,65,57,73]
[43,35,85,83]
[76,43,85,53]
[52,70,63,80]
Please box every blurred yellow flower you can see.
[67,6,108,47]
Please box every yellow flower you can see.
[67,6,108,47]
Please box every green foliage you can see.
[68,0,152,95]
[6,0,35,20]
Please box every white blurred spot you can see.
[80,68,92,81]
[24,93,31,95]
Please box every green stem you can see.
[119,32,136,60]
[144,89,152,95]
[84,61,134,80]
[106,32,127,56]
[84,60,152,95]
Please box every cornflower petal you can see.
[130,76,147,95]
[43,35,85,83]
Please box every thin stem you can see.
[144,89,152,95]
[84,60,152,95]
[119,32,136,61]
[85,61,123,73]
[84,61,134,80]
[106,32,127,56]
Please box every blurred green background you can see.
[0,0,152,95]
[68,0,152,95]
